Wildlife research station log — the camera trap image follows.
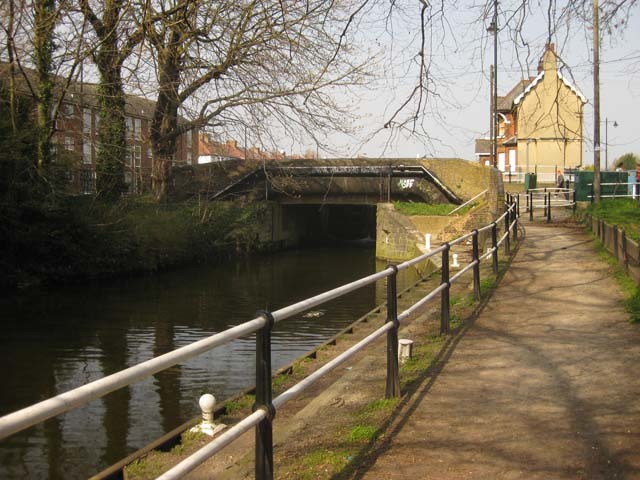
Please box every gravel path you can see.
[361,221,640,480]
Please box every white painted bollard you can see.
[398,339,414,364]
[190,394,226,437]
[452,253,460,268]
[425,233,431,250]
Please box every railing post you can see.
[529,192,533,221]
[622,229,629,273]
[491,222,499,276]
[472,230,481,301]
[546,192,551,223]
[504,205,511,256]
[385,265,400,398]
[254,310,275,480]
[516,193,520,218]
[512,201,518,241]
[573,189,577,214]
[440,244,450,335]
[543,191,548,218]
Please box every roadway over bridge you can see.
[207,159,465,205]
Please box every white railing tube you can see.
[397,283,447,322]
[272,323,392,409]
[396,244,447,271]
[0,317,267,441]
[449,259,478,284]
[448,189,487,215]
[272,268,393,323]
[157,409,267,480]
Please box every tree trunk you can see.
[95,67,126,200]
[150,42,181,202]
[94,1,127,201]
[34,0,55,170]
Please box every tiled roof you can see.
[497,77,536,111]
[475,138,491,155]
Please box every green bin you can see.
[524,173,537,190]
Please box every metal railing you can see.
[0,198,520,480]
[524,188,576,222]
[586,182,639,201]
[448,189,488,215]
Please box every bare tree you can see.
[78,0,144,200]
[139,0,371,200]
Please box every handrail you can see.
[0,317,267,440]
[0,195,521,480]
[448,189,487,215]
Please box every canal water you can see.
[0,246,422,479]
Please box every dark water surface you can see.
[0,247,420,479]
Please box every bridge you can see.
[190,158,498,254]
[208,162,464,205]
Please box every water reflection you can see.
[0,247,424,478]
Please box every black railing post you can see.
[546,192,551,223]
[622,229,629,273]
[491,222,499,275]
[440,244,450,335]
[385,265,400,398]
[529,192,533,221]
[573,189,577,214]
[254,310,276,480]
[543,191,548,218]
[516,193,521,218]
[512,201,518,241]
[504,205,511,256]
[472,230,481,301]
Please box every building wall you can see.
[516,50,584,172]
[52,100,198,194]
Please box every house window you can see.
[62,103,75,118]
[83,142,92,164]
[498,121,505,138]
[125,117,133,139]
[134,118,141,140]
[186,133,193,164]
[132,145,141,167]
[83,109,91,134]
[83,108,93,164]
[64,136,75,151]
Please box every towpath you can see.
[360,219,640,479]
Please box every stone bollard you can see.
[452,253,460,268]
[425,233,432,251]
[190,393,226,437]
[398,339,414,364]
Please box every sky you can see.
[320,2,640,166]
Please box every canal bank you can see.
[116,250,497,479]
[1,245,431,479]
[123,217,640,480]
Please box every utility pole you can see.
[492,0,498,168]
[489,64,494,166]
[593,0,601,202]
[486,1,498,168]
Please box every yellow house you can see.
[515,44,586,174]
[476,44,586,179]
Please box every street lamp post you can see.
[602,117,618,170]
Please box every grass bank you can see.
[0,197,271,288]
[583,198,640,323]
